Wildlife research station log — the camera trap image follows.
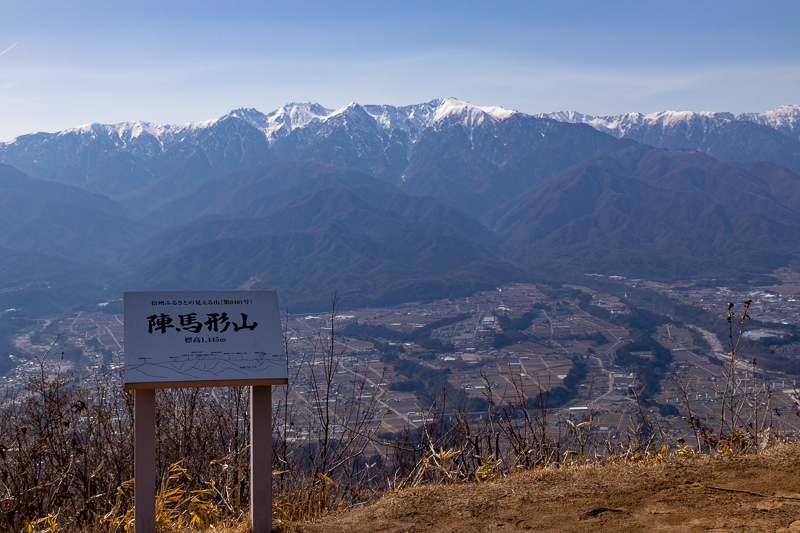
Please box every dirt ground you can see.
[288,442,800,533]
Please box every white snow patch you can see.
[539,108,741,138]
[739,104,800,136]
[326,102,359,120]
[432,97,515,125]
[253,103,333,140]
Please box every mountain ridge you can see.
[537,105,800,174]
[3,99,798,210]
[488,144,800,278]
[538,105,800,141]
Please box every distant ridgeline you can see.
[0,99,799,315]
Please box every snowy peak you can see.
[223,108,270,129]
[322,102,386,132]
[539,105,800,143]
[539,110,600,124]
[538,109,738,138]
[326,101,361,119]
[259,103,332,138]
[740,104,800,126]
[739,105,800,141]
[642,110,708,127]
[362,100,440,135]
[536,111,645,137]
[430,98,516,130]
[433,98,515,122]
[55,117,228,150]
[62,120,166,141]
[304,98,517,137]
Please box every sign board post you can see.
[134,389,156,532]
[123,291,288,533]
[250,386,272,531]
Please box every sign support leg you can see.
[251,385,273,533]
[135,389,156,533]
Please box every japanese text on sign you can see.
[124,291,287,387]
[146,312,258,334]
[150,299,254,306]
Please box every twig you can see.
[703,485,800,500]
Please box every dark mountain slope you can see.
[130,186,502,266]
[737,160,800,209]
[0,247,120,290]
[0,246,122,315]
[489,145,800,278]
[0,164,148,264]
[400,117,625,215]
[122,232,522,313]
[122,187,522,311]
[0,163,126,216]
[143,159,400,227]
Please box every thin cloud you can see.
[0,41,19,59]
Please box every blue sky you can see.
[0,0,798,140]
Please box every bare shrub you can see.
[672,300,785,455]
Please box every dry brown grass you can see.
[289,440,800,533]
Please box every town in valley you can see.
[6,269,800,447]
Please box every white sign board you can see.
[123,291,287,388]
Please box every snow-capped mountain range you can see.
[1,98,799,213]
[0,98,529,206]
[739,105,800,139]
[537,105,800,178]
[17,98,516,153]
[537,105,800,143]
[7,97,797,152]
